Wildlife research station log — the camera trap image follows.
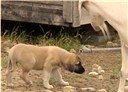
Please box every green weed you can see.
[1,56,8,68]
[2,25,28,43]
[37,31,81,51]
[110,63,121,79]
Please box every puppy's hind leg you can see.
[6,59,16,88]
[20,53,35,86]
[52,68,69,86]
[20,69,33,86]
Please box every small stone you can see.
[1,83,6,86]
[126,78,128,82]
[85,45,95,48]
[92,64,101,69]
[92,64,104,74]
[3,40,11,46]
[80,87,96,92]
[45,89,53,92]
[97,66,102,71]
[70,49,76,53]
[63,86,77,92]
[6,83,15,88]
[18,84,25,87]
[29,73,32,76]
[106,41,119,47]
[79,45,90,53]
[34,76,39,80]
[113,43,119,47]
[98,69,105,74]
[106,41,113,47]
[93,64,102,70]
[89,72,99,77]
[125,86,128,91]
[92,68,97,72]
[98,89,107,92]
[98,75,104,80]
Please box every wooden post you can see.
[63,1,72,23]
[72,1,81,27]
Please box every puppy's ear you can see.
[75,55,81,64]
[74,55,85,74]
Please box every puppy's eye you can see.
[76,61,80,64]
[75,62,81,65]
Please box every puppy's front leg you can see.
[42,69,53,89]
[52,68,69,86]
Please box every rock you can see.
[62,86,77,92]
[97,66,102,71]
[125,86,128,91]
[28,72,32,76]
[92,64,104,74]
[89,72,99,77]
[126,78,128,82]
[106,41,119,47]
[91,68,97,72]
[79,49,83,53]
[80,87,96,92]
[98,75,104,80]
[70,49,76,53]
[1,66,3,71]
[3,40,11,46]
[98,89,107,92]
[45,89,53,92]
[1,82,6,86]
[79,45,90,53]
[113,43,119,47]
[106,41,113,47]
[92,64,101,69]
[98,69,105,74]
[85,45,95,48]
[12,77,16,80]
[34,76,39,80]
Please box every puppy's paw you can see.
[61,81,69,86]
[44,85,53,89]
[27,81,33,86]
[6,83,14,88]
[29,81,33,85]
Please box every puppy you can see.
[6,43,85,89]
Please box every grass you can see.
[1,56,8,68]
[37,32,81,51]
[2,29,28,43]
[2,25,81,50]
[110,63,121,79]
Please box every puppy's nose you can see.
[74,65,85,74]
[78,66,85,74]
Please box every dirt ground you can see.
[1,51,123,92]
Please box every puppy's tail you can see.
[6,49,10,54]
[7,59,13,72]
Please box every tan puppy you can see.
[6,43,85,89]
